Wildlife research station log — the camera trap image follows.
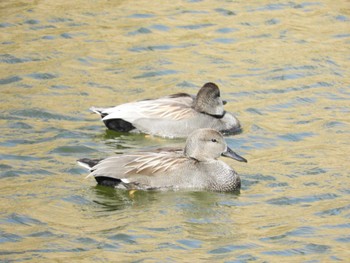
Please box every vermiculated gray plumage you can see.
[89,83,241,138]
[78,129,247,192]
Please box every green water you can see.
[1,0,349,262]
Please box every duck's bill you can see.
[222,147,247,163]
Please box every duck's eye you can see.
[211,139,217,143]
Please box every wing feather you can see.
[101,96,195,122]
[89,152,187,179]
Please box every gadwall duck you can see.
[77,128,247,192]
[90,82,241,138]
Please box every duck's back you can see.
[102,94,194,121]
[101,97,238,138]
[89,152,239,191]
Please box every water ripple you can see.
[50,145,98,156]
[11,108,79,121]
[209,243,259,254]
[150,24,170,31]
[0,76,22,85]
[177,23,214,30]
[335,236,350,243]
[214,8,236,16]
[0,0,349,261]
[28,230,56,238]
[315,204,350,217]
[263,243,331,257]
[177,239,202,249]
[129,44,194,52]
[23,19,40,25]
[158,242,186,250]
[0,22,14,28]
[2,213,46,226]
[216,27,238,34]
[27,73,57,80]
[267,193,339,206]
[0,54,40,64]
[48,17,74,23]
[134,69,179,79]
[278,132,315,142]
[128,13,155,19]
[128,27,152,35]
[0,230,22,243]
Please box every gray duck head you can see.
[184,128,247,163]
[193,82,226,117]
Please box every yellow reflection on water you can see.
[0,0,349,261]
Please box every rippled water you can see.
[1,0,350,261]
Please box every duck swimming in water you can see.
[90,82,241,138]
[78,128,247,192]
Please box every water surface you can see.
[1,0,350,262]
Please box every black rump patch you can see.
[95,176,121,187]
[104,118,136,132]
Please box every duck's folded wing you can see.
[89,152,187,183]
[101,95,195,122]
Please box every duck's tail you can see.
[77,158,101,171]
[89,107,108,118]
[77,158,122,187]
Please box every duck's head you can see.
[184,128,247,163]
[194,82,227,117]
